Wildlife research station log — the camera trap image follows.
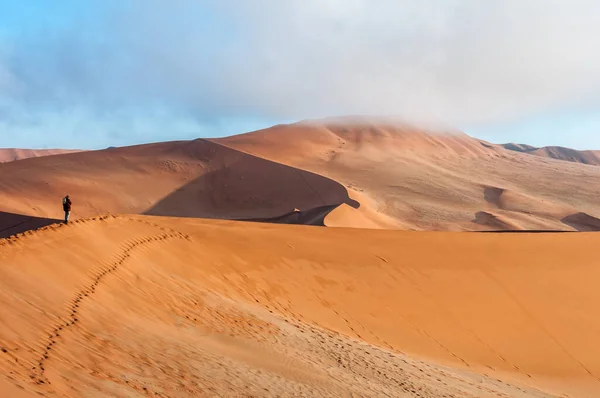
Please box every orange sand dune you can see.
[3,118,600,233]
[0,139,355,224]
[1,215,598,397]
[503,143,600,166]
[215,118,600,231]
[0,148,81,163]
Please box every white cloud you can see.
[1,0,600,147]
[206,0,600,124]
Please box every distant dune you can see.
[0,148,80,163]
[502,143,600,166]
[502,143,539,152]
[215,118,600,231]
[1,117,600,233]
[1,215,598,397]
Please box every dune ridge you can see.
[3,116,600,397]
[4,215,597,396]
[215,119,600,231]
[0,212,62,239]
[0,148,81,163]
[502,143,600,166]
[0,138,356,226]
[2,119,600,233]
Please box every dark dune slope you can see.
[0,139,356,231]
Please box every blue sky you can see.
[468,107,600,149]
[1,0,599,150]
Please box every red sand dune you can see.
[1,215,599,397]
[0,148,80,163]
[2,119,600,232]
[215,118,600,231]
[0,139,356,225]
[2,119,600,397]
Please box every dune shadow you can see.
[144,139,359,225]
[0,211,62,239]
[561,212,600,232]
[483,187,504,207]
[472,211,521,231]
[240,204,341,226]
[473,211,575,233]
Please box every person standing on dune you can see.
[62,195,72,224]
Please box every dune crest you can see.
[2,118,600,396]
[215,119,600,231]
[0,148,80,163]
[0,139,356,226]
[0,211,62,239]
[2,118,600,235]
[3,215,594,397]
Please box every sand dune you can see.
[1,118,598,398]
[1,215,599,397]
[0,149,80,163]
[503,144,600,166]
[215,118,600,231]
[0,139,355,224]
[473,211,524,230]
[2,118,600,232]
[502,143,539,153]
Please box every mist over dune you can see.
[215,118,600,231]
[2,1,600,396]
[1,118,600,233]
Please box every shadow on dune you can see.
[561,212,600,232]
[473,211,515,230]
[145,140,359,225]
[476,210,600,233]
[240,204,341,226]
[483,187,505,207]
[0,211,62,238]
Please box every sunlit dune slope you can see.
[215,118,600,231]
[0,149,80,163]
[0,139,355,223]
[1,216,598,397]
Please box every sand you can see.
[2,119,600,397]
[503,144,600,166]
[0,149,80,163]
[3,215,599,397]
[215,118,600,231]
[2,119,600,231]
[0,139,355,227]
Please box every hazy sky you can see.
[0,0,599,149]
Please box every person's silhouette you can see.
[62,195,72,224]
